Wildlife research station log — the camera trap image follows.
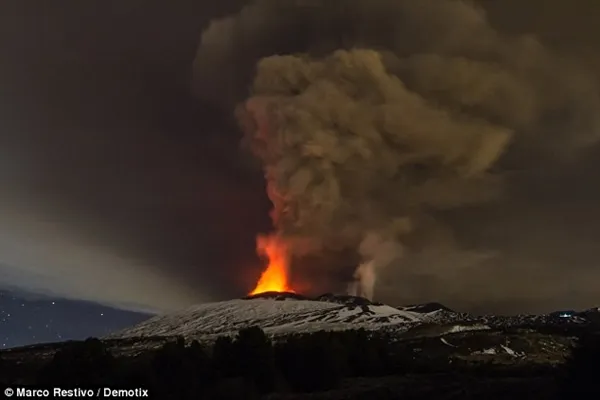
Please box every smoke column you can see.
[238,47,514,299]
[194,0,600,301]
[348,232,404,299]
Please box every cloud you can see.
[0,1,267,311]
[0,198,205,313]
[193,0,600,312]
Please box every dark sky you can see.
[0,289,150,348]
[0,0,270,311]
[1,1,600,314]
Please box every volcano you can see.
[107,293,434,342]
[106,292,597,344]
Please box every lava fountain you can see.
[250,234,295,294]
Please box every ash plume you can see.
[238,48,511,298]
[194,0,600,304]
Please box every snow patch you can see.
[440,338,457,347]
[473,348,497,355]
[500,344,523,357]
[447,324,490,333]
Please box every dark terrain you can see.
[0,301,599,399]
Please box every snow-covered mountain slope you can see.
[108,291,598,343]
[108,293,432,341]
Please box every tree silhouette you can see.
[560,333,600,398]
[234,326,277,394]
[151,337,212,399]
[38,338,115,385]
[277,331,345,392]
[342,329,384,376]
[212,335,237,379]
[186,340,212,393]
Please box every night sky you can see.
[0,289,150,348]
[1,0,600,331]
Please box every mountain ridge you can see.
[107,292,598,343]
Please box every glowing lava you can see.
[250,234,295,294]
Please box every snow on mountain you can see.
[399,302,454,314]
[107,291,597,343]
[108,293,431,341]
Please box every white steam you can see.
[347,231,404,299]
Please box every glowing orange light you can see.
[250,235,295,294]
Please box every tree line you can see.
[0,327,597,399]
[36,328,402,398]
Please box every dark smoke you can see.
[193,0,600,305]
[238,48,513,298]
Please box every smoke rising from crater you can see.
[238,48,513,298]
[194,0,600,305]
[348,232,404,299]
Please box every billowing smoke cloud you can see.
[194,0,600,305]
[238,47,512,299]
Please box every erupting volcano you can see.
[250,235,295,295]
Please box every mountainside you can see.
[108,292,597,343]
[108,292,430,341]
[2,293,598,385]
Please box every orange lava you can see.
[250,235,295,294]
